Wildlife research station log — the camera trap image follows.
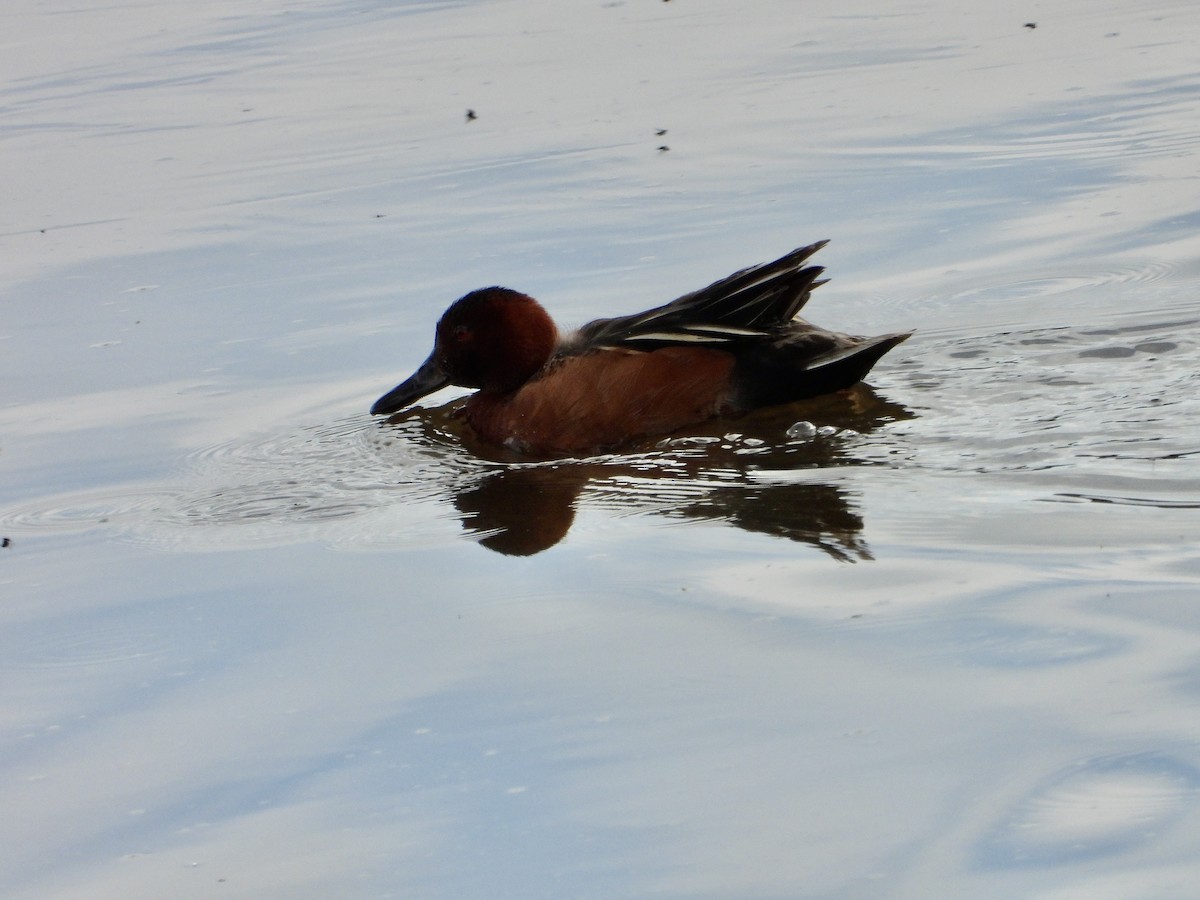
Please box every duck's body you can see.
[371,241,911,457]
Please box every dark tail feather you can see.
[803,332,912,383]
[735,332,912,408]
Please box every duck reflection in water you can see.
[387,385,913,559]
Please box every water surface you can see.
[3,1,1200,897]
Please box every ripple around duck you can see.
[886,300,1200,482]
[0,413,452,550]
[980,753,1200,868]
[0,391,905,558]
[4,295,1193,555]
[147,412,473,550]
[0,488,177,534]
[23,293,1197,555]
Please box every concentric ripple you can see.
[0,488,177,534]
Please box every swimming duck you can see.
[371,240,910,457]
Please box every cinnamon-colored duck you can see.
[371,241,910,457]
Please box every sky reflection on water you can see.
[4,0,1200,897]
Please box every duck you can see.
[371,240,910,457]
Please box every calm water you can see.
[4,1,1200,897]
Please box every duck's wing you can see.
[572,241,829,352]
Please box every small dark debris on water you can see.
[465,108,477,122]
[1024,22,1036,29]
[375,213,386,218]
[656,128,667,136]
[2,537,11,548]
[657,145,670,152]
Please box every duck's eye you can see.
[451,324,470,342]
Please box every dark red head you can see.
[371,288,558,415]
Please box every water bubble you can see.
[786,421,817,441]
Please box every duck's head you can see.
[371,287,559,415]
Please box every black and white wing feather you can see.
[569,241,830,352]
